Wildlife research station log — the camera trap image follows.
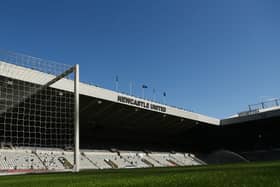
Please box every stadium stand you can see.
[0,148,202,171]
[170,153,201,166]
[79,152,98,170]
[118,152,148,168]
[147,152,201,167]
[82,151,111,169]
[36,150,74,170]
[2,51,280,175]
[0,149,45,171]
[148,152,179,167]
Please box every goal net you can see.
[0,51,79,170]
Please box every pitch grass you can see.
[1,161,280,187]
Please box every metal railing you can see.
[248,98,280,111]
[238,98,280,117]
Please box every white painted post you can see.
[74,64,80,172]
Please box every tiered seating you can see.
[36,150,97,170]
[103,153,128,168]
[0,148,203,172]
[170,153,200,166]
[0,149,45,170]
[80,153,98,170]
[148,152,179,167]
[119,152,149,168]
[82,151,111,169]
[36,150,67,170]
[83,151,128,169]
[139,154,163,167]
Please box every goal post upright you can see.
[42,63,80,172]
[74,64,80,172]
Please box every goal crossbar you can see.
[43,66,75,88]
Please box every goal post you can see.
[0,50,80,172]
[74,64,79,172]
[42,64,80,172]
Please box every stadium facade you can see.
[0,51,280,174]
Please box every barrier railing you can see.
[238,98,280,117]
[248,98,280,111]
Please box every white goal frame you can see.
[0,50,80,172]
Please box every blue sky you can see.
[0,0,280,118]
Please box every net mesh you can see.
[0,51,75,149]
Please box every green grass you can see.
[1,161,280,187]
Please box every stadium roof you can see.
[0,60,219,126]
[2,60,280,128]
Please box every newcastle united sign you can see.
[117,95,166,113]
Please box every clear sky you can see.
[0,0,280,118]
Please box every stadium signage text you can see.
[117,96,166,113]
